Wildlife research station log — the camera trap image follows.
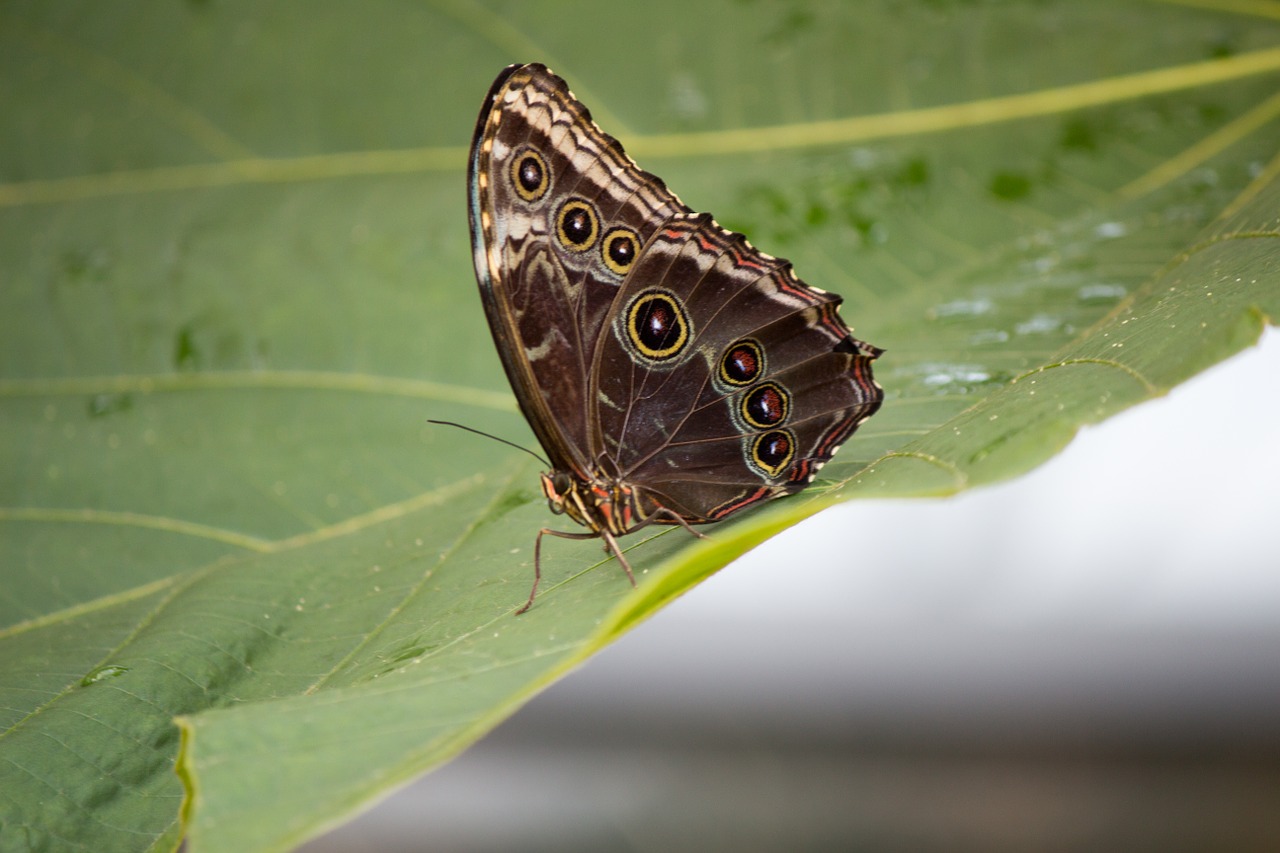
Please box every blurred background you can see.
[305,334,1280,850]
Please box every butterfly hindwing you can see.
[590,214,882,520]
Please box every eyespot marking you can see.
[510,148,550,202]
[741,382,789,429]
[555,198,599,252]
[719,339,764,387]
[602,227,639,275]
[622,289,691,362]
[750,430,796,478]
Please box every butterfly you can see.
[467,64,882,613]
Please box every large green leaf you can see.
[2,1,1277,850]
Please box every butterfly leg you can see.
[650,507,709,541]
[598,528,637,587]
[517,526,603,615]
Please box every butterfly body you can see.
[467,64,882,612]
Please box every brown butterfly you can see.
[467,64,882,612]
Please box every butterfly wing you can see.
[589,213,883,522]
[468,64,688,474]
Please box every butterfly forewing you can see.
[469,64,688,475]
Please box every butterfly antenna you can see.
[426,420,551,468]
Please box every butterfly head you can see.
[541,470,574,517]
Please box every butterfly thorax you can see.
[541,470,658,537]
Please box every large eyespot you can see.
[751,429,796,478]
[623,288,691,362]
[719,339,764,387]
[740,382,789,429]
[510,148,549,202]
[601,227,639,276]
[555,198,598,253]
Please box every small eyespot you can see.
[719,340,764,387]
[751,430,796,478]
[601,227,639,276]
[624,289,691,361]
[510,149,549,202]
[555,198,598,252]
[741,382,789,429]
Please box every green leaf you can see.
[2,2,1277,851]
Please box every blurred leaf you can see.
[1,1,1277,851]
